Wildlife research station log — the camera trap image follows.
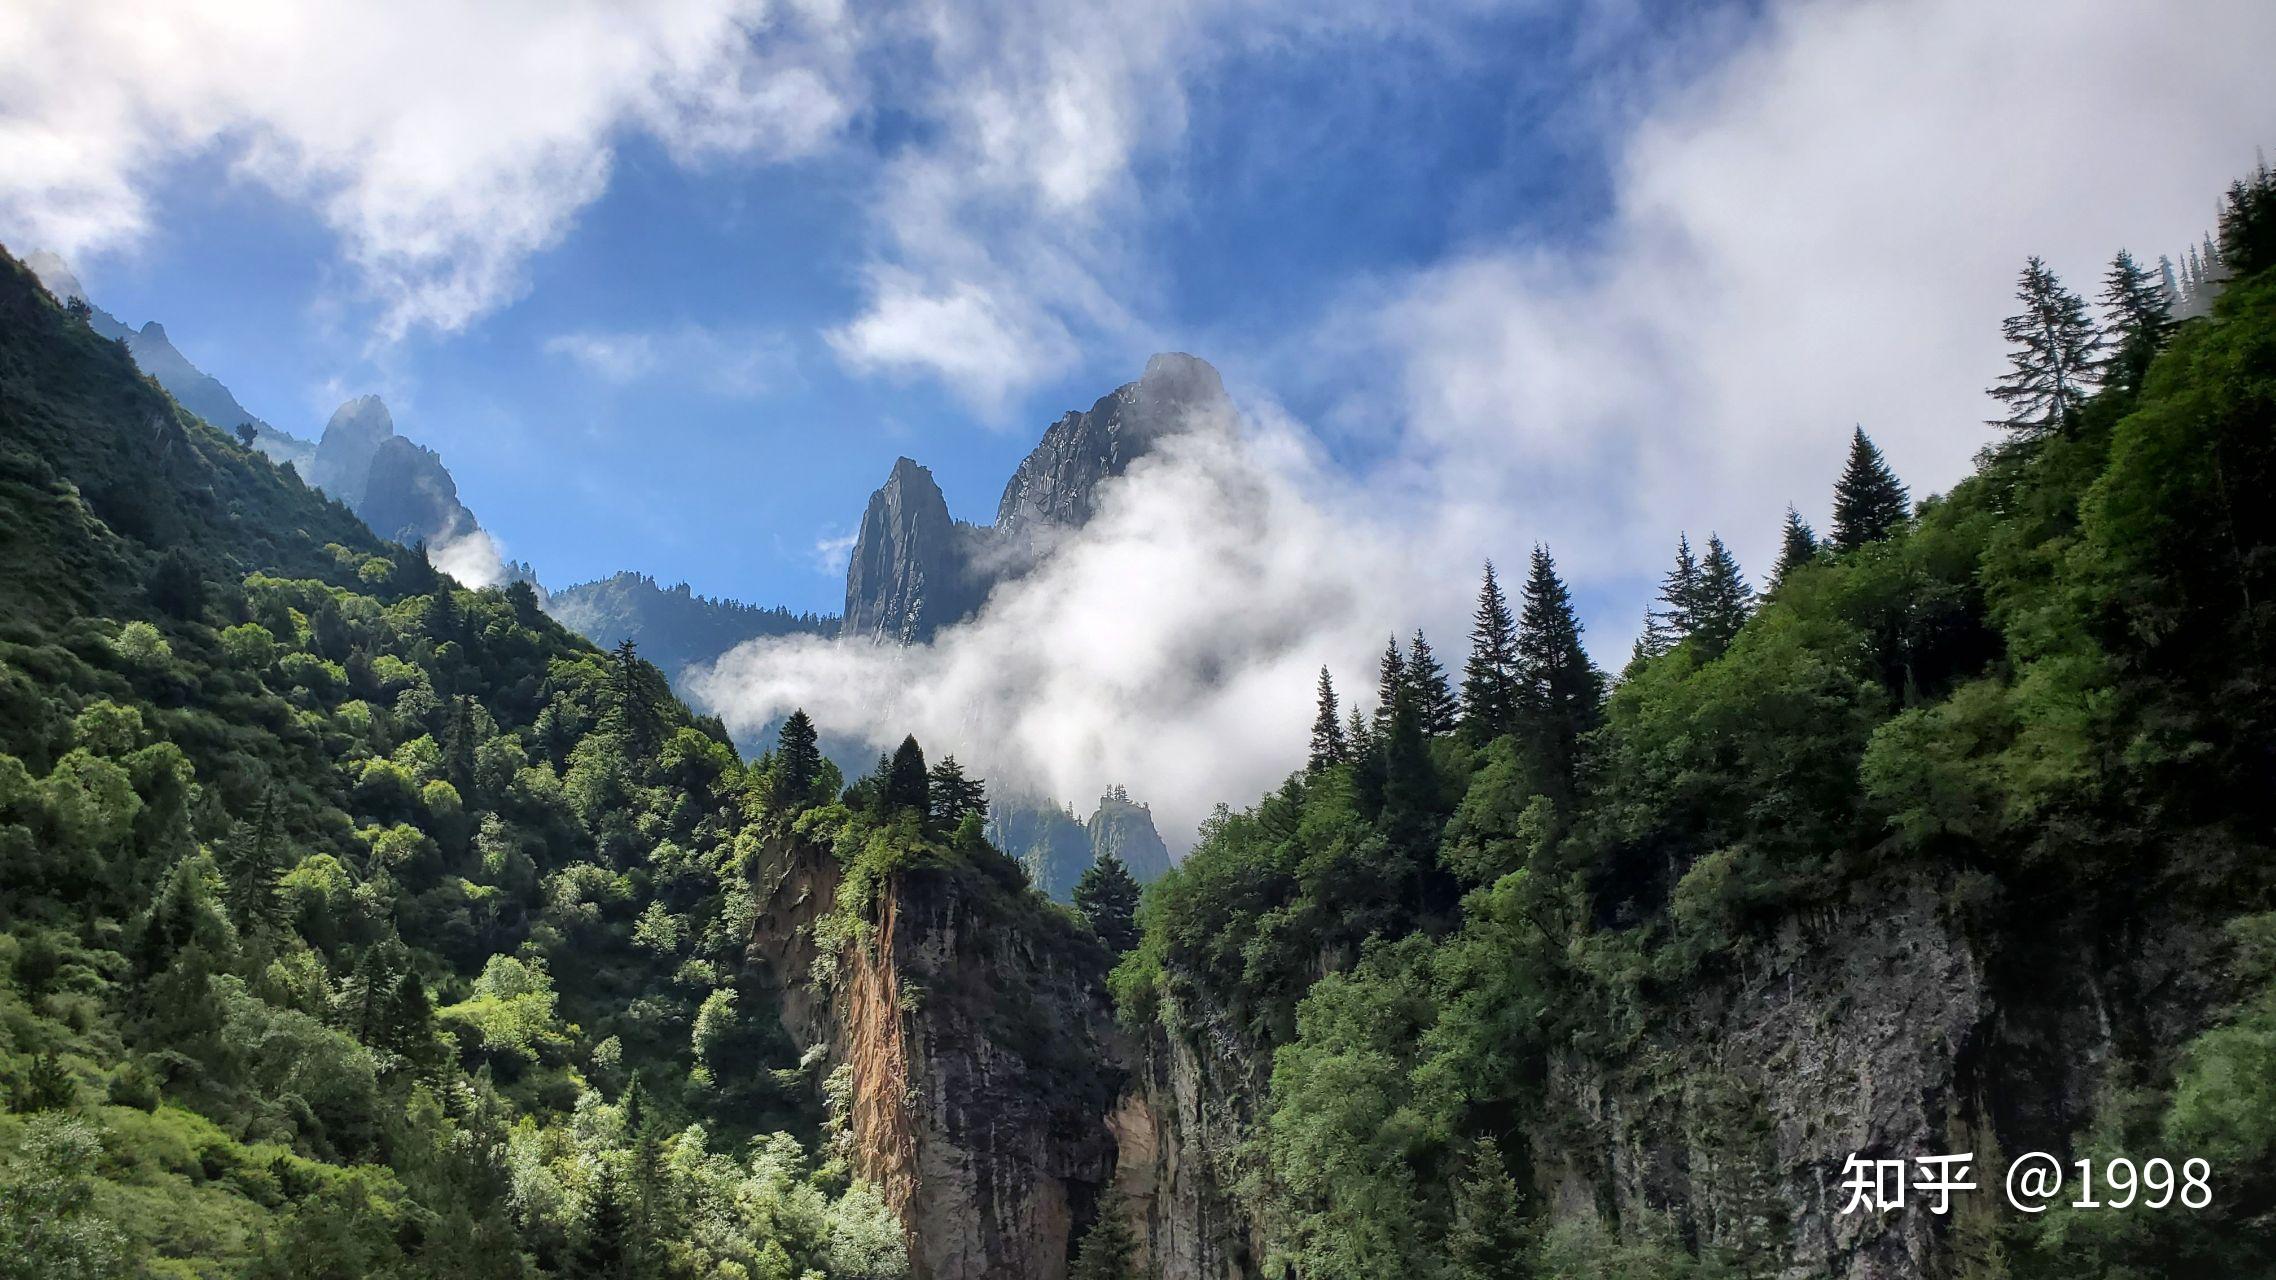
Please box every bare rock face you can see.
[749,835,1124,1280]
[310,395,398,499]
[994,352,1230,551]
[1109,991,1274,1280]
[841,457,988,644]
[841,354,1233,645]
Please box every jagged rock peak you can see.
[995,352,1229,539]
[842,457,983,644]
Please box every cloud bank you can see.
[0,0,854,337]
[696,0,2276,848]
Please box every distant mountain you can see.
[548,570,837,687]
[842,352,1230,642]
[24,250,312,469]
[22,252,510,583]
[988,786,1172,901]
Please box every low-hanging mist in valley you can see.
[692,397,1462,849]
[691,0,2276,850]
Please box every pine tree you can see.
[441,695,478,796]
[1373,636,1408,734]
[1647,534,1702,648]
[1769,504,1819,590]
[1406,630,1460,736]
[2098,249,2174,394]
[1308,667,1348,772]
[1344,706,1373,759]
[1989,255,2103,440]
[382,970,435,1065]
[1069,1208,1139,1280]
[1690,534,1752,658]
[216,791,289,936]
[1447,1136,1530,1280]
[927,755,988,827]
[772,709,825,814]
[146,547,206,620]
[1513,546,1602,790]
[605,640,662,760]
[1460,562,1520,742]
[1831,427,1909,552]
[882,736,929,815]
[570,1167,630,1279]
[1073,851,1141,955]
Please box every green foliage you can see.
[0,249,899,1274]
[1121,181,2276,1277]
[1073,851,1141,955]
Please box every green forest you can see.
[1109,168,2276,1278]
[0,247,975,1276]
[4,156,2275,1280]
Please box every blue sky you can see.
[39,1,1694,618]
[9,0,2274,833]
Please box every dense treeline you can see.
[0,251,919,1276]
[1113,165,2276,1278]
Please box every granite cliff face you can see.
[748,834,1125,1280]
[841,353,1232,644]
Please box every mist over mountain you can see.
[549,570,837,684]
[842,353,1232,643]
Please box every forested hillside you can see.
[1106,168,2276,1278]
[0,250,913,1276]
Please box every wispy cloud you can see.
[696,0,2276,848]
[0,0,858,339]
[544,323,790,397]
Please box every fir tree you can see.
[1406,630,1460,736]
[2099,249,2174,394]
[146,547,206,620]
[382,971,435,1064]
[772,709,825,814]
[1460,562,1520,742]
[216,791,289,936]
[1830,427,1909,552]
[1069,1209,1140,1280]
[1769,504,1819,590]
[1647,534,1702,649]
[604,640,662,760]
[927,756,988,828]
[441,695,478,796]
[1513,546,1601,790]
[1690,534,1752,659]
[1989,255,2103,440]
[1073,851,1142,955]
[882,735,930,815]
[2221,158,2276,277]
[1373,636,1408,734]
[1447,1136,1529,1280]
[570,1167,631,1279]
[1344,706,1373,759]
[1308,666,1349,772]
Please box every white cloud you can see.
[0,0,857,338]
[1372,0,2276,613]
[545,324,790,396]
[430,527,511,590]
[807,528,860,576]
[692,398,1426,847]
[699,0,2276,848]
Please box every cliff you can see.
[748,830,1127,1280]
[842,353,1233,644]
[841,457,989,644]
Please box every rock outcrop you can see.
[841,458,989,644]
[841,353,1233,644]
[749,834,1126,1280]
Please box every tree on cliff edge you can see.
[1074,851,1141,956]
